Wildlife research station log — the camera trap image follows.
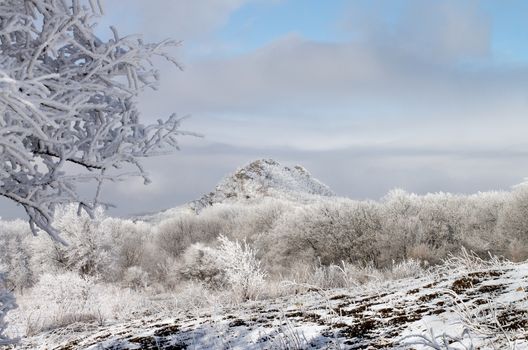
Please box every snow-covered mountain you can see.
[190,159,334,212]
[142,159,334,221]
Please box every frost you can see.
[191,159,335,213]
[0,0,193,242]
[216,235,266,301]
[0,273,18,345]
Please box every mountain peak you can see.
[191,159,334,211]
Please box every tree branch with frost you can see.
[0,273,18,346]
[0,0,197,239]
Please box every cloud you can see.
[133,0,499,119]
[99,0,526,155]
[138,33,528,152]
[100,0,255,40]
[89,1,528,200]
[342,0,491,62]
[3,1,523,220]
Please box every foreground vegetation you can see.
[13,249,528,349]
[2,180,528,340]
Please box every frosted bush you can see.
[0,273,17,345]
[123,266,149,290]
[155,213,223,260]
[99,217,155,282]
[216,235,266,301]
[169,281,220,311]
[281,261,385,292]
[388,259,425,280]
[177,237,267,300]
[156,216,200,258]
[0,221,35,291]
[299,263,354,290]
[43,204,124,282]
[179,243,225,288]
[13,273,162,335]
[224,199,288,242]
[91,284,158,320]
[20,272,99,334]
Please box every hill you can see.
[191,159,334,211]
[142,159,335,222]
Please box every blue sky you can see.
[212,0,350,54]
[4,0,528,219]
[185,0,528,63]
[484,1,528,64]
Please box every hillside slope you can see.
[19,258,528,349]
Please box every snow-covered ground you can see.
[16,256,528,349]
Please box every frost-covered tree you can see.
[0,0,191,342]
[216,235,265,301]
[179,242,225,288]
[0,220,34,291]
[0,273,17,345]
[0,0,191,242]
[48,204,116,277]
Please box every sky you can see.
[4,0,528,219]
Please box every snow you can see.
[142,159,336,222]
[16,259,528,349]
[198,159,335,206]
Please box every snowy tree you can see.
[0,0,192,242]
[0,220,35,291]
[216,235,266,301]
[179,242,225,288]
[48,204,117,277]
[263,199,383,269]
[0,273,17,345]
[0,0,192,342]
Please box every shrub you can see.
[49,205,116,278]
[0,273,17,345]
[179,243,225,288]
[0,220,34,291]
[389,259,424,280]
[123,266,149,290]
[216,235,266,301]
[20,272,99,334]
[261,199,383,271]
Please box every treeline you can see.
[2,183,528,295]
[4,183,528,334]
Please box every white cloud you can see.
[136,35,528,153]
[100,0,255,40]
[342,0,491,62]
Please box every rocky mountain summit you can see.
[190,159,335,212]
[142,159,335,222]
